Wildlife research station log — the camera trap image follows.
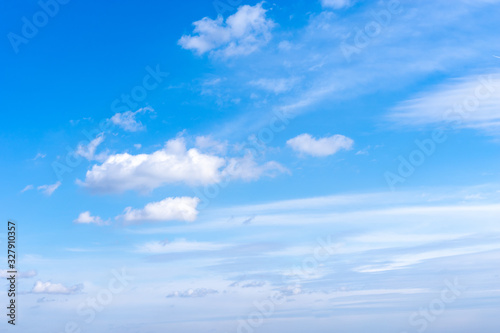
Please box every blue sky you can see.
[1,0,500,332]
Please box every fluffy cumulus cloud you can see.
[37,181,61,196]
[119,197,200,224]
[166,288,218,298]
[287,133,354,157]
[74,211,107,225]
[79,137,285,193]
[136,239,229,253]
[79,138,224,193]
[110,107,153,132]
[320,0,354,9]
[388,73,500,135]
[32,281,82,295]
[178,2,274,57]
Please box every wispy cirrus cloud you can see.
[21,184,34,193]
[250,77,299,94]
[136,239,229,254]
[388,73,500,135]
[37,181,61,196]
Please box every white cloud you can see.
[136,238,228,253]
[222,154,288,181]
[1,269,37,278]
[79,137,285,193]
[230,280,266,288]
[195,136,228,155]
[75,133,107,161]
[32,281,82,294]
[388,73,500,135]
[21,184,34,193]
[167,288,218,298]
[354,244,500,273]
[74,211,108,225]
[287,133,354,157]
[119,197,200,224]
[250,78,298,94]
[320,0,354,9]
[32,152,46,160]
[178,2,274,57]
[79,138,225,193]
[110,107,153,132]
[37,181,61,196]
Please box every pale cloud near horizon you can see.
[178,2,274,57]
[1,269,37,278]
[287,133,354,157]
[166,288,219,298]
[31,281,82,295]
